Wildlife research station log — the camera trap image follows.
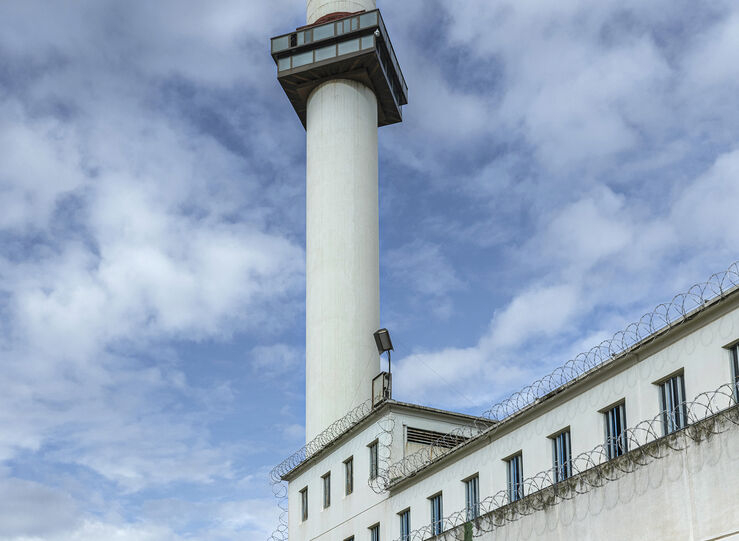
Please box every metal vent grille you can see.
[406,427,468,449]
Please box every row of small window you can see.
[277,35,376,72]
[358,368,691,541]
[332,477,476,541]
[300,441,379,521]
[271,11,380,54]
[301,347,739,534]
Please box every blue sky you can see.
[1,0,738,539]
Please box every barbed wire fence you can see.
[268,397,376,540]
[380,261,739,488]
[268,260,739,540]
[394,383,739,541]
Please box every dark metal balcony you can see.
[270,9,408,128]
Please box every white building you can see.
[269,2,739,541]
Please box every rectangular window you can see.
[506,453,523,503]
[344,537,354,541]
[360,35,375,51]
[659,373,687,435]
[277,57,291,72]
[338,38,360,56]
[369,523,380,541]
[369,441,379,480]
[344,456,354,495]
[300,487,308,521]
[271,35,290,53]
[732,344,739,402]
[292,50,313,68]
[322,472,330,508]
[429,493,443,535]
[604,402,628,459]
[552,429,572,482]
[399,509,410,541]
[359,12,378,29]
[313,23,334,41]
[314,44,336,62]
[465,475,480,520]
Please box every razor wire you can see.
[268,260,739,539]
[268,397,377,540]
[381,260,739,486]
[392,382,739,541]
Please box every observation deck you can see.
[270,9,408,128]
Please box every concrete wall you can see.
[467,413,739,541]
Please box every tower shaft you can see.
[306,77,379,443]
[271,0,406,444]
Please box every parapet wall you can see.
[445,409,739,541]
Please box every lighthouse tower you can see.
[270,1,407,442]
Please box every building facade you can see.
[274,269,739,541]
[269,1,739,540]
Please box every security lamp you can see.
[374,328,393,374]
[374,328,393,354]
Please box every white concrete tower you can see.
[271,0,407,443]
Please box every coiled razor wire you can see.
[382,261,739,487]
[392,383,739,541]
[269,397,375,540]
[268,260,739,540]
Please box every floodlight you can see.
[374,328,393,354]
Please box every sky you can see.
[0,0,738,539]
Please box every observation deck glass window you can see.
[313,23,334,41]
[338,38,360,56]
[429,493,443,535]
[315,44,337,62]
[465,475,480,520]
[272,35,290,53]
[506,453,523,503]
[659,373,687,435]
[344,456,353,495]
[604,402,628,459]
[292,50,313,68]
[359,12,378,28]
[399,509,410,541]
[278,57,291,72]
[552,429,572,482]
[360,35,375,50]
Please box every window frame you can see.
[464,474,480,520]
[550,428,572,483]
[321,471,331,509]
[344,456,354,495]
[657,372,687,435]
[602,401,628,460]
[398,508,410,541]
[731,344,739,402]
[299,486,308,522]
[369,523,380,541]
[429,492,443,536]
[505,452,523,503]
[368,440,379,480]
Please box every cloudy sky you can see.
[1,0,738,539]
